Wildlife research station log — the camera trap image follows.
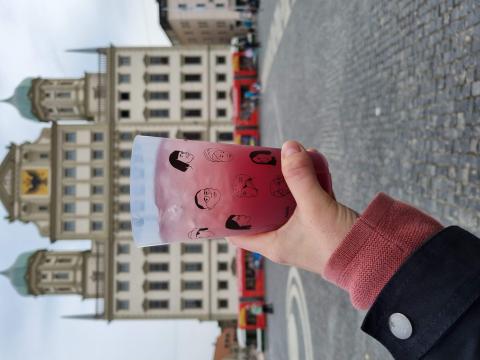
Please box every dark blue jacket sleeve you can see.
[361,226,480,360]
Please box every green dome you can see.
[0,251,36,296]
[2,78,38,121]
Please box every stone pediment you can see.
[0,145,16,219]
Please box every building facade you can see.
[0,45,237,321]
[157,0,252,45]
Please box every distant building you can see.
[157,0,253,45]
[0,45,237,322]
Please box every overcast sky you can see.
[0,1,220,359]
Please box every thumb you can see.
[281,140,333,214]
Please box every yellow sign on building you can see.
[21,169,49,196]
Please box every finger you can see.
[306,148,318,153]
[281,140,333,214]
[227,231,275,256]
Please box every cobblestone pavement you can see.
[258,0,480,359]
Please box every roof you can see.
[0,251,36,296]
[2,77,38,121]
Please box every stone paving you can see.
[258,0,480,358]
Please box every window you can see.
[119,167,130,177]
[148,245,169,254]
[148,281,169,290]
[119,203,130,212]
[216,90,226,99]
[178,3,187,9]
[183,56,202,65]
[216,73,226,82]
[183,281,203,290]
[117,281,129,292]
[149,109,169,118]
[118,74,130,84]
[38,205,48,212]
[183,74,202,82]
[217,262,228,271]
[57,258,72,264]
[119,109,130,119]
[117,262,130,273]
[148,73,169,82]
[92,203,103,213]
[119,92,130,101]
[40,153,49,159]
[216,108,227,117]
[148,56,169,65]
[64,150,76,161]
[53,272,69,280]
[182,244,203,254]
[117,243,130,254]
[63,185,75,196]
[148,91,169,100]
[55,91,71,98]
[181,132,202,140]
[63,203,75,213]
[92,132,104,142]
[64,168,76,178]
[218,299,229,309]
[58,107,74,114]
[92,168,104,177]
[91,221,103,231]
[140,131,169,138]
[148,263,169,272]
[198,21,208,28]
[92,185,104,195]
[120,149,132,159]
[116,299,129,310]
[196,3,205,8]
[119,185,130,194]
[182,299,202,309]
[216,56,226,64]
[183,262,203,272]
[64,132,76,143]
[119,132,133,141]
[148,300,169,309]
[118,56,131,66]
[183,109,202,117]
[218,132,233,141]
[92,150,104,160]
[183,91,202,100]
[217,243,228,253]
[218,280,228,290]
[216,3,225,8]
[63,221,75,232]
[119,221,131,231]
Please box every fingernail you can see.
[282,141,301,157]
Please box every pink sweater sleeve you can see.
[323,193,444,310]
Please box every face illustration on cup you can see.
[130,136,333,246]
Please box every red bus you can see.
[236,248,265,299]
[234,127,260,146]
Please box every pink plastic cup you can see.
[130,136,333,246]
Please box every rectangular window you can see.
[198,21,208,28]
[116,299,129,310]
[183,109,202,117]
[148,91,169,100]
[216,56,226,64]
[148,74,169,82]
[148,281,169,291]
[63,203,75,213]
[64,132,76,143]
[119,203,130,212]
[178,4,187,10]
[183,262,203,272]
[218,132,233,142]
[91,221,103,231]
[140,131,169,138]
[118,56,131,66]
[92,203,103,213]
[92,150,104,160]
[40,153,49,159]
[55,91,71,98]
[215,3,225,8]
[148,56,169,65]
[217,243,228,253]
[119,167,130,177]
[63,221,75,232]
[196,3,205,8]
[119,132,133,141]
[92,185,104,195]
[119,221,131,231]
[216,108,227,117]
[53,272,69,280]
[92,132,104,142]
[182,243,203,254]
[119,109,130,119]
[56,258,72,264]
[64,150,76,161]
[183,56,202,65]
[216,73,226,82]
[217,262,228,271]
[148,300,169,309]
[181,132,202,140]
[183,91,202,100]
[117,281,129,292]
[183,281,203,290]
[118,74,130,84]
[182,299,202,309]
[149,109,169,118]
[148,245,169,254]
[38,205,48,212]
[92,168,104,177]
[63,185,75,196]
[218,280,228,290]
[148,263,169,272]
[216,90,226,100]
[58,107,74,114]
[64,168,76,178]
[119,149,132,159]
[117,243,130,254]
[218,299,229,309]
[119,185,130,194]
[119,92,130,101]
[183,74,202,82]
[117,262,130,273]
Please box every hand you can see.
[227,140,359,276]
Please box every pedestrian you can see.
[227,140,480,359]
